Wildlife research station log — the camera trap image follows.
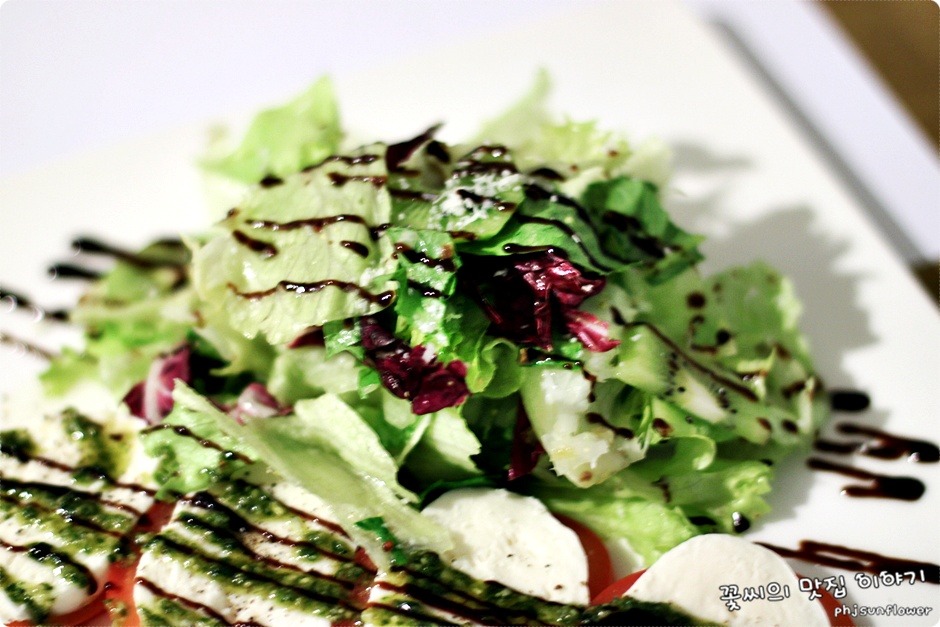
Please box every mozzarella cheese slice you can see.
[626,534,829,626]
[422,487,589,605]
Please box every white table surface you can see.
[1,0,937,261]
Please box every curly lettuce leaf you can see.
[581,177,703,283]
[202,77,343,183]
[192,149,398,345]
[222,393,452,563]
[141,383,258,497]
[391,145,525,241]
[42,241,195,397]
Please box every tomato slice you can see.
[103,500,175,626]
[554,515,615,599]
[592,568,853,627]
[591,569,645,605]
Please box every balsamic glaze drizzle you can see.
[394,243,457,272]
[815,423,939,463]
[246,214,389,241]
[0,287,69,322]
[228,280,394,307]
[760,540,939,584]
[141,424,254,464]
[47,263,102,280]
[828,389,871,412]
[0,330,56,360]
[0,539,98,594]
[806,457,925,501]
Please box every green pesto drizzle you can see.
[138,600,227,627]
[0,566,54,623]
[61,409,127,478]
[1,478,136,534]
[0,429,35,461]
[0,496,128,559]
[143,533,356,621]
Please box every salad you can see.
[0,73,828,625]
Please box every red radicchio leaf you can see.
[464,252,616,352]
[508,403,545,481]
[228,383,290,424]
[564,310,620,352]
[123,346,191,424]
[361,317,469,415]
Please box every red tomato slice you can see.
[554,514,615,599]
[591,569,645,605]
[592,568,854,627]
[103,557,142,627]
[103,500,175,626]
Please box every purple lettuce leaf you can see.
[360,317,469,415]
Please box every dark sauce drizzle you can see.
[71,236,185,270]
[228,479,350,539]
[623,321,759,402]
[228,280,394,307]
[393,243,457,272]
[339,240,370,258]
[153,534,359,611]
[1,450,156,496]
[0,493,125,539]
[0,330,56,360]
[0,287,69,322]
[175,507,355,587]
[141,424,254,464]
[405,280,445,299]
[759,540,939,584]
[829,389,871,412]
[232,231,278,258]
[373,580,487,624]
[47,263,102,280]
[327,172,388,188]
[514,215,613,272]
[585,412,634,439]
[815,423,939,463]
[806,457,925,500]
[302,154,382,173]
[247,215,389,242]
[2,478,144,516]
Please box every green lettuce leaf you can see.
[141,384,258,498]
[530,471,698,565]
[42,240,195,397]
[192,148,398,345]
[580,177,703,283]
[391,145,525,241]
[403,406,483,485]
[266,345,360,404]
[202,77,343,183]
[461,191,631,275]
[221,393,452,563]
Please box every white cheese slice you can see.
[422,487,589,605]
[626,534,829,626]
